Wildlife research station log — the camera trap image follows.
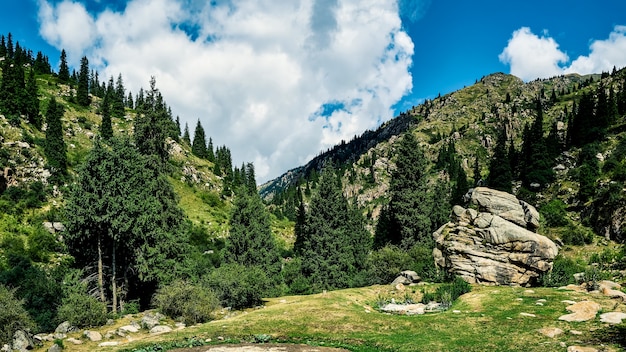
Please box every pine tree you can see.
[24,68,40,128]
[225,163,282,278]
[182,123,191,145]
[207,137,215,162]
[298,165,370,290]
[379,132,432,248]
[487,127,513,193]
[65,136,189,313]
[58,49,70,83]
[133,77,171,165]
[76,56,90,107]
[100,93,113,139]
[191,119,208,158]
[112,74,125,117]
[44,97,67,183]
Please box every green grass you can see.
[36,284,623,352]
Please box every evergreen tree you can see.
[293,186,308,255]
[0,35,5,58]
[487,127,512,193]
[6,33,13,60]
[65,136,189,313]
[100,93,113,140]
[0,56,26,124]
[473,156,481,186]
[24,68,40,129]
[112,74,125,117]
[452,165,469,205]
[58,49,70,83]
[377,132,432,248]
[207,137,215,162]
[126,92,134,109]
[44,97,67,183]
[521,99,554,188]
[182,123,191,145]
[76,56,90,107]
[191,119,208,158]
[298,165,370,290]
[133,77,171,165]
[225,164,281,278]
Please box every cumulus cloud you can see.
[37,0,413,182]
[498,27,568,81]
[500,26,626,81]
[566,25,626,75]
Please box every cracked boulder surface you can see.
[433,188,558,286]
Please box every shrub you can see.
[366,245,413,285]
[0,284,36,346]
[561,223,594,245]
[420,276,471,308]
[540,199,568,227]
[538,255,584,287]
[152,280,220,325]
[203,263,271,309]
[57,271,108,328]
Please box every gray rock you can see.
[600,312,626,324]
[118,325,139,333]
[11,330,33,352]
[47,343,62,352]
[400,270,421,283]
[98,341,119,347]
[433,188,558,286]
[54,321,75,334]
[141,312,165,330]
[150,325,172,334]
[83,330,102,342]
[391,276,411,286]
[66,338,83,345]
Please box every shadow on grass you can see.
[591,324,626,348]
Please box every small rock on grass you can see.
[520,312,536,317]
[538,327,563,338]
[567,346,598,352]
[599,312,626,324]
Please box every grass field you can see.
[35,284,626,352]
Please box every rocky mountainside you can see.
[264,70,626,243]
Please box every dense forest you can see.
[2,31,626,350]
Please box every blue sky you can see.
[2,0,626,182]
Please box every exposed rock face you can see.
[433,188,558,286]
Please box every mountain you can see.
[263,70,626,242]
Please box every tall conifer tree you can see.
[58,49,70,83]
[44,97,67,183]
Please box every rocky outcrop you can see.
[433,188,558,286]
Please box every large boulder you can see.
[467,187,540,230]
[433,188,558,286]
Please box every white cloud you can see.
[37,0,413,183]
[498,27,568,81]
[501,26,626,81]
[566,25,626,75]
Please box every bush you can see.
[203,263,271,309]
[0,284,36,346]
[282,258,312,295]
[540,199,568,227]
[561,223,594,245]
[420,276,471,308]
[152,280,220,325]
[538,255,584,287]
[57,271,108,328]
[366,245,413,285]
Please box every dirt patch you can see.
[170,343,350,352]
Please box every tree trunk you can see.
[97,234,106,306]
[112,245,117,314]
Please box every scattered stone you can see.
[47,344,62,352]
[119,325,140,333]
[66,338,83,345]
[538,327,563,338]
[175,322,186,330]
[98,341,119,347]
[12,330,34,352]
[536,302,544,306]
[55,321,74,334]
[391,276,411,286]
[598,280,622,290]
[83,330,102,342]
[599,312,626,324]
[150,325,173,334]
[33,334,53,342]
[453,310,461,314]
[524,290,535,294]
[570,330,583,335]
[520,313,536,317]
[567,346,598,352]
[561,300,577,305]
[558,301,601,322]
[379,303,425,315]
[141,312,165,330]
[601,287,626,301]
[537,299,547,302]
[515,298,523,301]
[106,319,115,326]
